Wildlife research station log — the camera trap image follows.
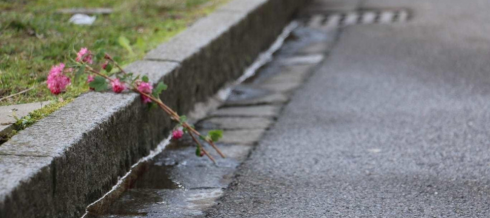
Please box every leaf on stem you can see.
[148,102,158,110]
[142,75,149,82]
[89,76,108,91]
[131,75,140,84]
[152,82,168,97]
[195,146,201,157]
[105,64,113,73]
[208,130,223,142]
[179,115,187,123]
[96,48,106,61]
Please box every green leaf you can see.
[152,82,168,97]
[74,65,85,82]
[195,146,201,157]
[89,76,108,91]
[131,75,140,84]
[179,115,187,123]
[105,63,113,73]
[199,135,206,140]
[142,75,149,82]
[96,48,106,60]
[208,130,223,142]
[118,36,134,55]
[148,102,158,110]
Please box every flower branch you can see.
[46,47,225,163]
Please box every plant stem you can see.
[188,130,216,164]
[85,60,225,162]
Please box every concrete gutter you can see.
[0,0,308,217]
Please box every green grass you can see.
[0,0,228,106]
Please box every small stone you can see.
[211,105,281,118]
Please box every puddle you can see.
[85,135,242,217]
[131,164,183,190]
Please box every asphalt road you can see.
[207,0,490,217]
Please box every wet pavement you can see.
[84,16,334,218]
[207,0,490,217]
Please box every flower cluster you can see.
[136,82,153,104]
[47,63,71,95]
[46,47,225,162]
[76,47,93,64]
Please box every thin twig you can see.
[188,130,216,164]
[183,123,226,158]
[0,86,37,102]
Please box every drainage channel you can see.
[82,20,335,218]
[82,5,410,217]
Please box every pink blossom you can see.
[87,75,95,83]
[47,63,71,95]
[76,47,93,64]
[111,79,125,93]
[102,61,109,70]
[137,82,153,104]
[172,129,184,140]
[87,75,95,91]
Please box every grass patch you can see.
[0,0,228,106]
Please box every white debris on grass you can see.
[69,14,96,25]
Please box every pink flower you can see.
[172,129,184,140]
[47,63,71,95]
[111,79,125,93]
[87,75,95,83]
[137,82,153,104]
[102,61,109,70]
[87,75,95,91]
[76,47,93,64]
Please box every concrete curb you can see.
[0,0,308,217]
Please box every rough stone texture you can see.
[197,117,274,130]
[0,61,179,218]
[0,0,308,216]
[0,155,53,217]
[301,0,360,15]
[211,105,281,118]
